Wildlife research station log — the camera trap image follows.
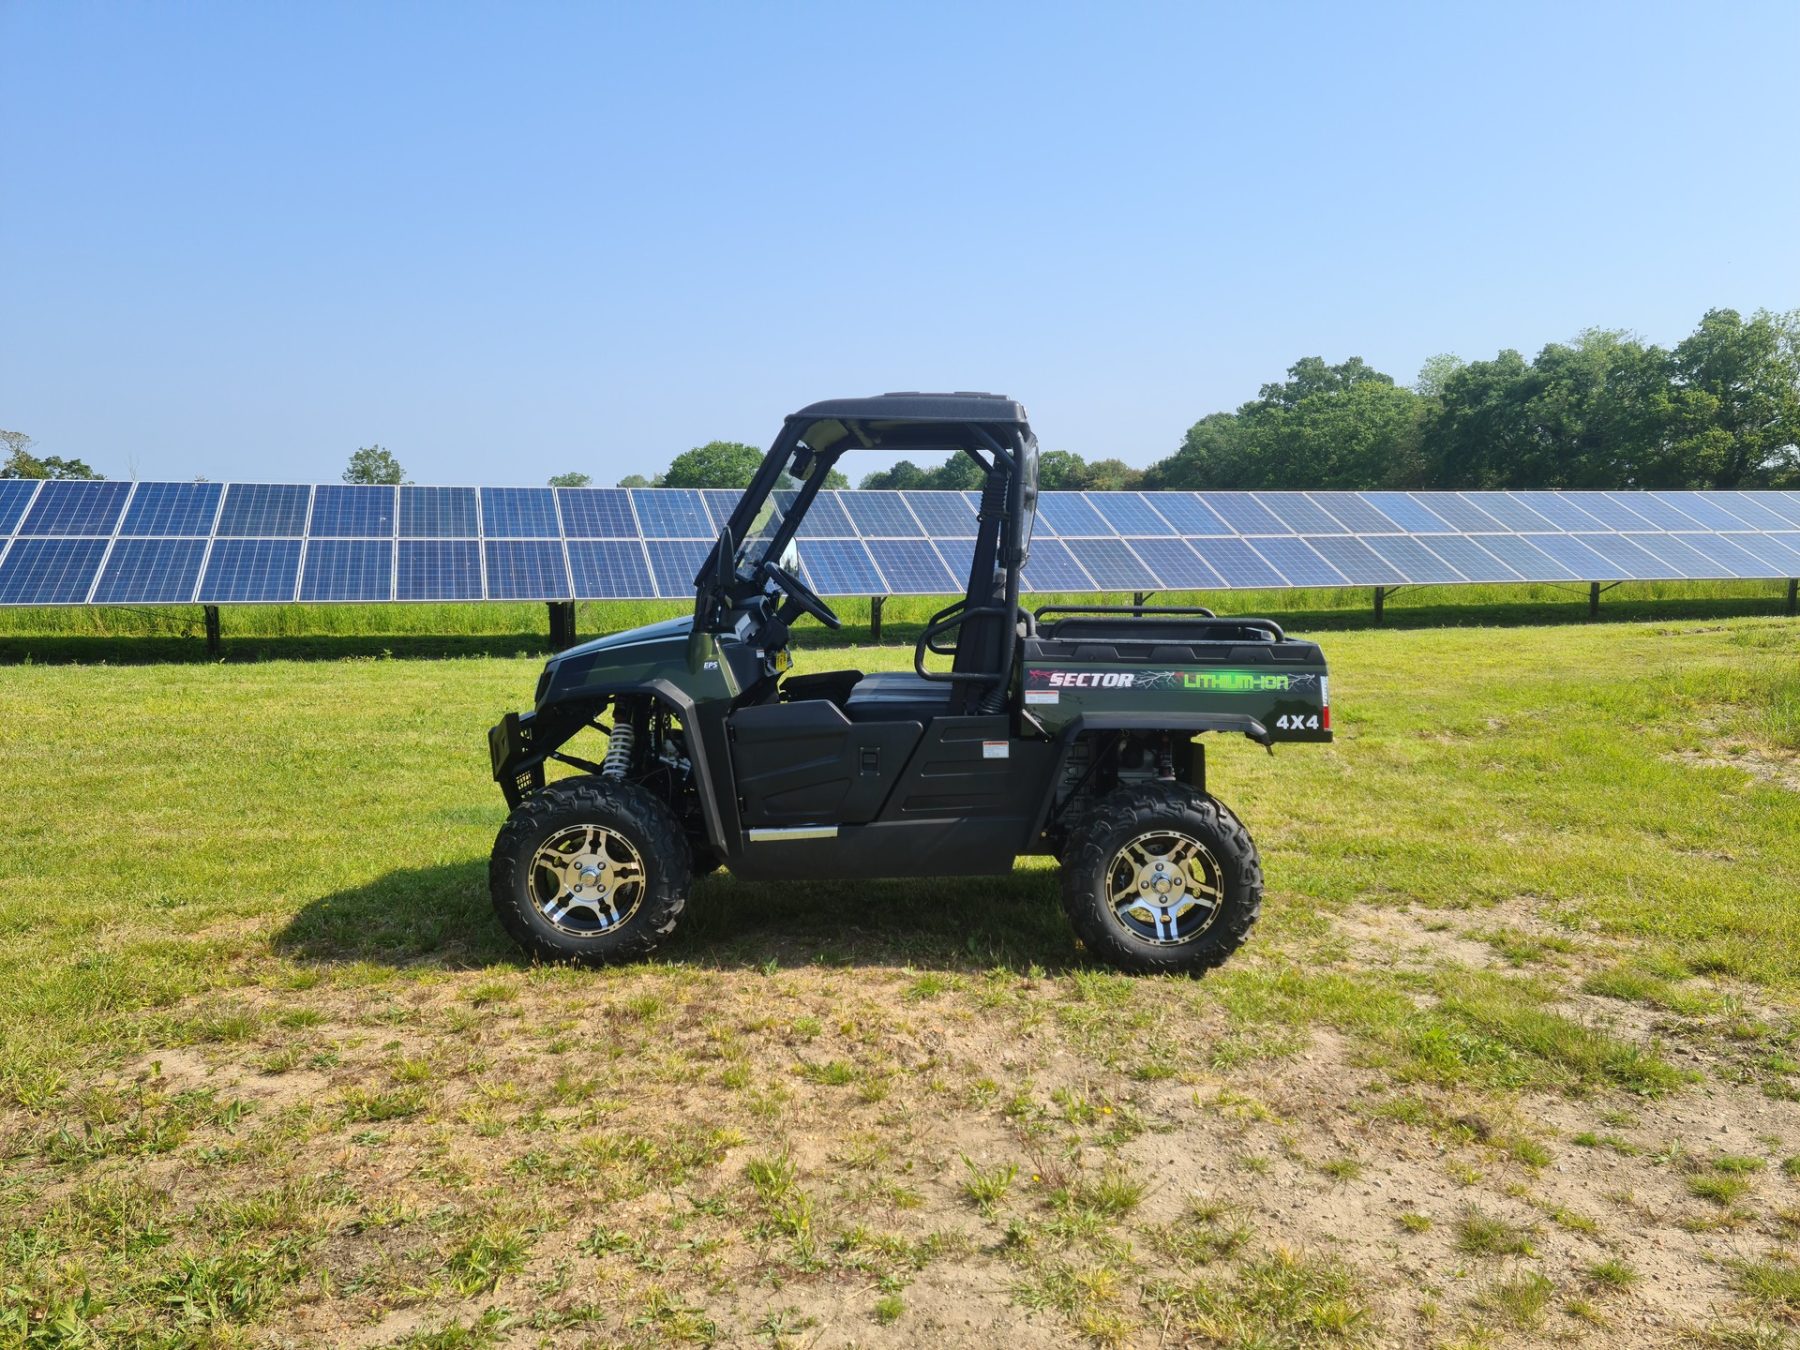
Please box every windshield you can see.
[730,445,815,575]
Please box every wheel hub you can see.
[1107,830,1224,946]
[528,824,646,936]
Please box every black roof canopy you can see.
[785,392,1032,453]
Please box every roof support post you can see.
[870,594,885,643]
[548,600,575,651]
[203,604,221,656]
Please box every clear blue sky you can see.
[4,1,1797,486]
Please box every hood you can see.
[553,614,693,663]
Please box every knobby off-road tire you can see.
[1060,781,1263,975]
[490,776,692,966]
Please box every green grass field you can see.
[3,612,1800,1346]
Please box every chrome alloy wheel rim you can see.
[528,824,647,936]
[1106,830,1224,945]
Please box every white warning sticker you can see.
[982,740,1010,759]
[1024,690,1060,705]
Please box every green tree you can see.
[1037,449,1092,490]
[1085,457,1144,491]
[0,430,103,479]
[617,473,654,487]
[860,459,931,490]
[548,471,592,487]
[344,444,406,485]
[662,440,763,489]
[1661,308,1800,487]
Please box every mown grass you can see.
[2,613,1799,1343]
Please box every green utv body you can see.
[487,393,1330,974]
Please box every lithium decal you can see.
[1026,668,1313,693]
[982,740,1010,759]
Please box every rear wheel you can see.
[489,776,692,965]
[1060,782,1262,975]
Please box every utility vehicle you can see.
[487,393,1331,974]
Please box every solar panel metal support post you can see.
[1589,582,1601,620]
[1789,578,1797,616]
[548,601,576,651]
[203,605,220,656]
[869,595,885,643]
[1372,587,1387,624]
[1132,591,1151,610]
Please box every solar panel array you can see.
[3,479,1800,605]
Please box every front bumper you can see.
[488,711,546,808]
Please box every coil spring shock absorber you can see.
[601,721,635,779]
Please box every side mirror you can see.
[714,527,736,590]
[791,448,816,481]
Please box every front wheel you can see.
[1060,783,1262,975]
[489,776,692,965]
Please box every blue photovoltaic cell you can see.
[1021,539,1093,591]
[1604,492,1697,531]
[1707,493,1796,532]
[1308,492,1401,534]
[1528,534,1634,580]
[309,485,396,537]
[1736,491,1800,529]
[216,484,311,537]
[1065,538,1157,589]
[399,486,479,538]
[1774,532,1800,562]
[1716,531,1800,575]
[300,539,394,601]
[797,538,884,594]
[1472,534,1580,581]
[397,540,482,600]
[1360,535,1467,584]
[1664,532,1768,578]
[1562,493,1654,529]
[1035,493,1113,537]
[790,493,856,538]
[1304,535,1406,585]
[1620,533,1732,579]
[702,489,758,532]
[1362,492,1453,533]
[867,539,959,593]
[644,539,712,598]
[1648,491,1752,531]
[1422,494,1508,533]
[631,488,713,538]
[568,540,656,598]
[1256,493,1346,535]
[92,538,207,603]
[1571,533,1679,578]
[18,479,132,536]
[118,481,221,536]
[1248,537,1347,587]
[1414,533,1522,582]
[905,492,979,536]
[0,480,39,535]
[1144,493,1233,536]
[484,540,570,598]
[198,538,303,602]
[1087,493,1166,536]
[843,492,924,537]
[1203,492,1288,535]
[1187,537,1285,588]
[935,536,976,576]
[557,489,637,538]
[1128,537,1224,589]
[480,487,560,538]
[1462,492,1558,532]
[1510,492,1610,531]
[0,538,109,603]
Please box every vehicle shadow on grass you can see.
[275,858,1080,975]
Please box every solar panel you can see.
[631,488,713,538]
[1203,492,1288,535]
[866,539,959,593]
[1736,491,1800,529]
[1572,533,1681,578]
[1412,533,1522,583]
[484,539,570,598]
[702,489,755,531]
[1248,537,1347,587]
[1462,492,1558,532]
[0,480,39,535]
[1304,535,1406,585]
[1527,534,1634,581]
[644,539,712,598]
[905,491,979,537]
[1128,537,1224,589]
[1423,494,1508,533]
[1716,531,1800,575]
[935,536,977,577]
[216,484,311,536]
[199,538,303,602]
[1607,492,1697,531]
[1363,492,1454,533]
[1144,493,1234,536]
[1510,491,1609,532]
[118,481,222,536]
[568,540,656,598]
[1615,533,1728,579]
[309,485,396,537]
[1665,531,1770,578]
[1712,493,1798,532]
[1086,493,1167,536]
[1034,493,1112,537]
[94,538,207,603]
[1256,493,1347,535]
[1473,534,1581,582]
[558,489,637,538]
[1308,492,1401,534]
[789,492,856,538]
[0,538,109,603]
[18,479,132,536]
[400,486,480,538]
[397,540,482,600]
[1064,538,1157,589]
[1563,493,1654,530]
[1360,534,1468,585]
[1187,536,1286,589]
[842,492,924,538]
[796,538,883,594]
[300,539,394,601]
[1021,539,1093,591]
[480,487,561,538]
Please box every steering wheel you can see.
[759,559,841,630]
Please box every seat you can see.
[843,671,955,723]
